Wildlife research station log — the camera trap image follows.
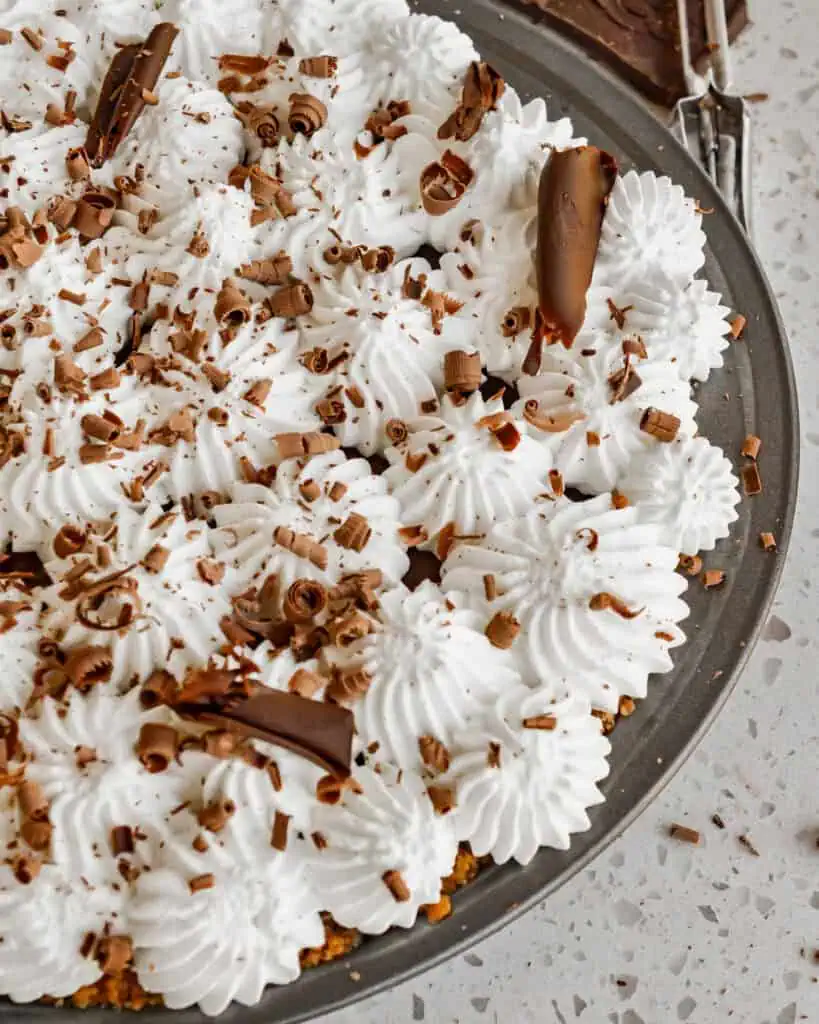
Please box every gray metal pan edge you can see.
[5,1,798,1020]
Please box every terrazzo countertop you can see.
[314,2,819,1022]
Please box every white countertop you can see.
[314,2,819,1021]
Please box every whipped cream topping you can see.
[384,391,554,546]
[620,435,741,555]
[324,582,520,769]
[40,503,230,683]
[442,496,689,711]
[515,344,698,493]
[20,688,185,883]
[213,449,409,600]
[443,683,610,864]
[308,763,457,933]
[0,0,743,1010]
[0,863,122,1002]
[130,804,323,1016]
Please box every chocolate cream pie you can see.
[0,0,741,1015]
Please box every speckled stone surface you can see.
[313,2,819,1022]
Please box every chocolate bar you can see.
[512,0,749,106]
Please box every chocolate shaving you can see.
[197,799,236,834]
[85,23,179,166]
[64,645,113,689]
[741,462,762,496]
[438,61,505,142]
[427,784,456,815]
[522,714,558,731]
[420,150,474,216]
[418,735,450,774]
[608,357,642,403]
[333,513,371,552]
[589,592,643,618]
[18,780,48,822]
[267,281,313,318]
[325,667,372,704]
[237,252,292,285]
[110,825,135,856]
[382,869,411,903]
[485,610,520,649]
[96,935,133,976]
[678,554,703,577]
[271,810,291,851]
[639,407,681,442]
[275,431,338,461]
[299,56,338,78]
[759,531,777,552]
[501,306,532,337]
[741,434,761,459]
[669,823,700,844]
[273,525,327,569]
[288,668,323,699]
[702,569,726,589]
[522,399,585,434]
[537,147,617,347]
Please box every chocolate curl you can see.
[360,246,395,273]
[288,92,327,136]
[639,407,681,442]
[235,102,280,146]
[63,645,113,690]
[136,722,178,773]
[333,513,371,552]
[485,611,520,649]
[237,251,292,285]
[298,55,338,78]
[522,399,585,434]
[18,780,49,822]
[274,431,339,461]
[178,690,354,778]
[282,579,328,623]
[420,150,474,216]
[438,61,505,142]
[266,281,313,318]
[444,350,481,394]
[85,23,180,166]
[96,936,133,976]
[65,146,91,181]
[536,146,618,347]
[74,189,116,240]
[273,525,328,570]
[213,278,251,326]
[248,165,282,207]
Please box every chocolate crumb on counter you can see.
[669,823,701,845]
[738,833,760,857]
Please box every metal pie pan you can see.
[7,0,798,1020]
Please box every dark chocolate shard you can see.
[510,0,749,107]
[85,23,179,168]
[177,690,354,779]
[536,146,617,348]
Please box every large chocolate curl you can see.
[177,689,354,779]
[85,23,179,167]
[536,146,617,348]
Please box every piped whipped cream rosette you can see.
[133,290,321,499]
[442,495,689,711]
[321,581,521,770]
[0,861,126,1003]
[441,682,610,864]
[438,209,539,378]
[592,170,706,292]
[40,503,230,685]
[620,435,741,555]
[296,256,460,453]
[308,762,458,933]
[515,343,698,493]
[0,389,153,554]
[275,0,409,59]
[19,687,187,884]
[384,389,555,550]
[582,274,732,384]
[0,232,133,400]
[103,75,245,200]
[129,804,323,1016]
[212,448,408,600]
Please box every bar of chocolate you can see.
[536,146,617,348]
[511,0,749,106]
